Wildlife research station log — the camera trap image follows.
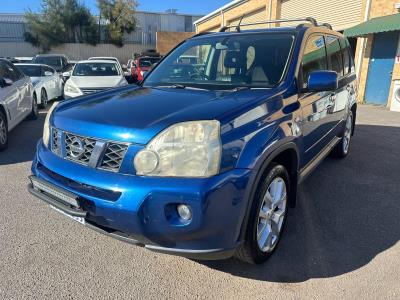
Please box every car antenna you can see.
[236,15,245,32]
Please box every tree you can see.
[98,0,137,47]
[24,0,98,52]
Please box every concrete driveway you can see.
[0,105,399,299]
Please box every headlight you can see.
[64,83,80,93]
[134,121,221,177]
[43,102,59,147]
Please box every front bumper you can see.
[30,141,251,260]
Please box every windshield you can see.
[16,65,41,77]
[34,57,62,69]
[144,33,295,89]
[72,62,120,76]
[139,57,160,68]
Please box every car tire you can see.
[331,110,353,159]
[40,89,48,109]
[235,163,290,264]
[0,111,8,151]
[29,94,39,120]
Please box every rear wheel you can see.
[0,111,8,151]
[40,89,48,109]
[331,111,353,158]
[236,163,290,264]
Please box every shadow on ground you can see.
[199,124,400,282]
[0,111,45,165]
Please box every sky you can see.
[0,0,232,15]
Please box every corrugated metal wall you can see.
[280,0,363,30]
[228,8,267,29]
[0,42,148,63]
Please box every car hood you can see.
[69,76,124,88]
[53,86,275,145]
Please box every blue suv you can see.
[29,18,357,264]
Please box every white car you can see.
[0,59,38,151]
[63,60,128,98]
[16,64,63,108]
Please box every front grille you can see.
[51,128,61,155]
[65,133,96,165]
[81,88,108,95]
[100,143,128,172]
[50,128,129,172]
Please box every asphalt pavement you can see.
[0,105,399,299]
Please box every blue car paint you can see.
[30,26,357,259]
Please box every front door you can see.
[365,31,399,105]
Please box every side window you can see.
[339,38,350,74]
[326,35,344,78]
[2,62,23,82]
[301,35,327,89]
[0,62,10,85]
[43,66,55,75]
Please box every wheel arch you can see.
[237,142,300,243]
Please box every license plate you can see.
[31,177,79,208]
[50,205,86,225]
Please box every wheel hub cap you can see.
[257,177,287,253]
[343,114,352,153]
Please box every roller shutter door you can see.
[280,0,363,30]
[229,8,267,29]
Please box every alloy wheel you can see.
[0,118,7,145]
[257,177,287,253]
[41,90,48,108]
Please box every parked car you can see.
[16,64,63,108]
[32,54,70,73]
[0,59,38,151]
[29,19,357,264]
[131,56,162,82]
[14,57,33,63]
[62,60,128,98]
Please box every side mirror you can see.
[0,77,13,88]
[307,71,338,92]
[122,64,127,71]
[44,71,53,76]
[62,71,71,78]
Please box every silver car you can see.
[16,64,64,108]
[0,59,38,151]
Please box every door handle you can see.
[329,93,337,102]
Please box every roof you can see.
[344,13,400,37]
[76,60,119,64]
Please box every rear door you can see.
[5,61,31,118]
[298,34,334,165]
[325,35,347,136]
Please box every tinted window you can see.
[34,56,63,70]
[145,33,295,89]
[301,35,327,89]
[3,62,24,81]
[326,35,344,77]
[42,66,55,75]
[72,62,120,76]
[17,65,42,77]
[340,37,353,74]
[139,57,161,67]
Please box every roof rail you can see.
[320,23,333,30]
[219,17,317,32]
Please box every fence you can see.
[0,42,150,63]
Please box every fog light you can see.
[177,204,192,221]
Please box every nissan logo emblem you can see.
[69,137,85,159]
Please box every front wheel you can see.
[0,111,8,151]
[236,163,290,264]
[28,94,39,120]
[331,111,353,158]
[40,89,48,109]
